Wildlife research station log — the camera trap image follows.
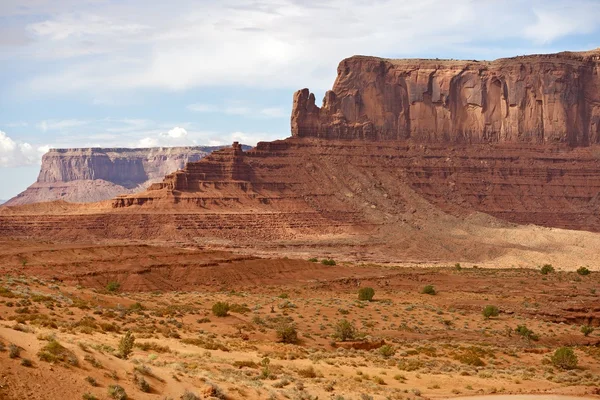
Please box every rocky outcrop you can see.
[5,146,250,205]
[292,49,600,146]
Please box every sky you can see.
[1,0,599,200]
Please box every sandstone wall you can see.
[5,146,247,205]
[292,49,600,146]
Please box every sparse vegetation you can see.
[379,344,395,358]
[358,287,375,301]
[334,319,356,341]
[321,258,336,266]
[515,325,539,342]
[581,325,595,337]
[212,301,230,317]
[577,266,591,276]
[106,281,120,292]
[276,321,299,344]
[551,347,578,370]
[117,331,135,359]
[422,285,436,295]
[108,384,127,400]
[482,305,499,319]
[540,264,554,275]
[8,344,20,358]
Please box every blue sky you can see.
[1,0,599,200]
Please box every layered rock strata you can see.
[5,145,248,205]
[292,49,600,145]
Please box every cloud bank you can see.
[0,131,46,167]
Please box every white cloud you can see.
[11,0,598,95]
[137,126,191,147]
[0,130,46,167]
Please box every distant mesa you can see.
[5,145,251,206]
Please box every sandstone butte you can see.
[4,145,248,206]
[2,48,600,264]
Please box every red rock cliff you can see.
[292,49,600,146]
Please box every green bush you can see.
[334,319,356,342]
[577,266,591,276]
[540,264,554,275]
[551,347,578,370]
[308,258,318,263]
[455,263,462,270]
[581,325,594,337]
[276,322,299,344]
[321,259,336,266]
[421,285,436,295]
[8,344,20,359]
[358,287,375,301]
[117,331,135,359]
[106,282,120,292]
[515,325,539,342]
[108,384,127,400]
[212,302,230,317]
[379,344,395,358]
[482,305,499,319]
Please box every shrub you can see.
[8,344,20,359]
[358,287,375,301]
[551,347,578,370]
[106,282,120,292]
[181,390,200,400]
[276,322,299,344]
[321,259,336,266]
[21,358,33,367]
[379,344,395,358]
[581,325,595,337]
[308,258,318,263]
[298,365,318,378]
[421,285,436,295]
[482,305,499,319]
[38,339,79,366]
[85,376,98,386]
[455,263,462,270]
[334,319,356,341]
[577,266,591,276]
[117,331,135,359]
[515,325,539,342]
[82,393,97,400]
[108,384,127,400]
[540,264,554,275]
[134,374,150,392]
[212,302,230,317]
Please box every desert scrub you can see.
[85,376,98,386]
[358,287,375,301]
[135,341,170,353]
[117,331,135,359]
[334,319,357,341]
[551,347,578,370]
[581,325,595,337]
[515,325,539,342]
[421,285,436,295]
[298,365,318,378]
[276,321,299,344]
[181,390,200,400]
[379,344,395,358]
[106,281,120,292]
[212,302,230,317]
[133,373,150,392]
[540,264,555,275]
[482,305,499,319]
[108,384,127,400]
[321,258,336,266]
[37,339,78,366]
[8,344,20,359]
[577,266,591,276]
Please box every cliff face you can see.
[6,146,246,205]
[292,49,600,145]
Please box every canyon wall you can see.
[5,146,249,205]
[292,49,600,145]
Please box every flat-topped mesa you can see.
[292,49,600,146]
[147,142,250,192]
